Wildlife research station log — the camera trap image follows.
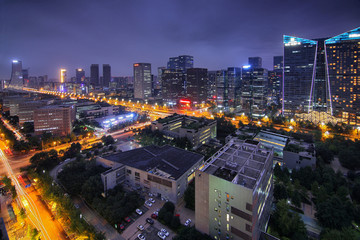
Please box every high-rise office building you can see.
[207,71,217,100]
[133,63,152,99]
[282,27,360,123]
[248,57,262,68]
[325,27,360,124]
[103,64,111,87]
[215,68,242,111]
[273,56,283,72]
[8,60,23,89]
[161,69,185,102]
[22,69,29,87]
[186,68,208,104]
[241,67,268,117]
[195,138,273,240]
[76,68,85,84]
[167,55,194,73]
[60,69,66,92]
[90,64,99,86]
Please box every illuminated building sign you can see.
[325,27,360,44]
[134,63,139,67]
[179,99,191,104]
[283,35,316,46]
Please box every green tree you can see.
[273,183,288,201]
[321,228,357,240]
[171,215,181,229]
[184,181,195,210]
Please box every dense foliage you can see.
[184,180,195,210]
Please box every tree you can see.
[173,227,212,240]
[272,200,307,239]
[184,181,195,210]
[21,122,34,134]
[321,228,357,240]
[273,183,288,201]
[171,215,181,229]
[81,175,104,203]
[162,201,175,214]
[101,135,115,146]
[315,195,353,229]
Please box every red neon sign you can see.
[179,99,191,104]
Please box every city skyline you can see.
[1,0,359,79]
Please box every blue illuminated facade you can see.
[283,27,360,125]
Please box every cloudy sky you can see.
[0,0,359,79]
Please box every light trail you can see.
[0,148,51,240]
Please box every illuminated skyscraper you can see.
[103,64,111,87]
[283,27,360,125]
[8,60,23,89]
[76,68,85,84]
[161,69,185,102]
[90,64,99,86]
[167,55,194,73]
[325,27,360,124]
[186,68,208,103]
[60,69,67,92]
[133,63,152,99]
[248,57,262,68]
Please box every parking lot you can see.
[122,196,176,240]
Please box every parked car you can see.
[119,224,125,231]
[146,218,154,225]
[157,231,166,239]
[185,219,192,227]
[151,213,157,219]
[161,228,169,237]
[136,209,143,215]
[124,217,131,223]
[138,233,146,240]
[145,201,152,207]
[149,198,155,203]
[137,225,145,231]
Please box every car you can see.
[153,211,159,216]
[149,198,155,203]
[145,201,152,207]
[157,231,166,239]
[148,193,153,197]
[151,213,157,219]
[137,224,145,231]
[124,217,131,223]
[161,228,169,237]
[138,233,145,240]
[146,218,154,225]
[119,224,125,231]
[136,209,143,215]
[185,219,192,227]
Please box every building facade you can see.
[248,57,262,68]
[8,60,23,89]
[186,68,208,104]
[161,69,185,102]
[34,105,75,136]
[151,114,217,149]
[133,63,152,100]
[90,64,99,86]
[167,55,194,73]
[75,68,85,84]
[98,145,204,203]
[103,64,111,87]
[283,27,360,125]
[195,139,273,240]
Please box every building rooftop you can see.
[155,114,216,130]
[103,145,204,180]
[202,139,273,190]
[253,130,289,150]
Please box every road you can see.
[0,147,64,240]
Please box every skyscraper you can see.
[325,27,360,124]
[248,57,262,68]
[167,55,194,73]
[90,64,99,86]
[273,56,283,72]
[8,60,23,89]
[215,68,241,111]
[186,68,208,104]
[103,64,111,87]
[60,69,67,92]
[161,69,185,102]
[241,67,268,117]
[133,63,152,99]
[283,27,360,125]
[76,68,85,84]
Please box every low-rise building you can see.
[76,102,121,120]
[98,145,204,203]
[151,114,217,149]
[283,139,316,170]
[18,100,52,125]
[195,138,273,240]
[34,105,76,136]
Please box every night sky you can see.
[1,0,359,79]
